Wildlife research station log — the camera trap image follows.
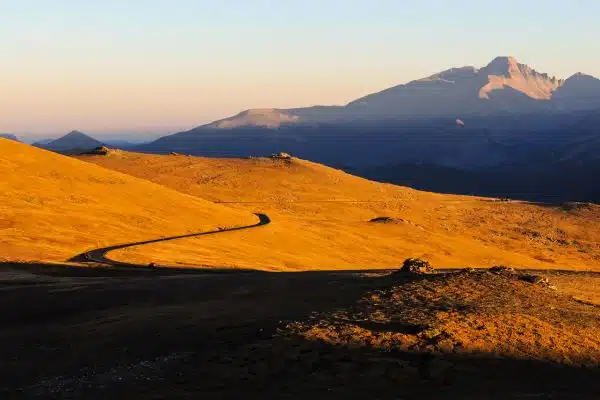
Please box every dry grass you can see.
[281,271,600,366]
[80,152,600,271]
[0,139,256,262]
[540,271,600,305]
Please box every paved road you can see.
[70,213,271,268]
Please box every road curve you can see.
[70,213,271,268]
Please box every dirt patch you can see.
[370,216,405,224]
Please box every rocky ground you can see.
[1,262,599,399]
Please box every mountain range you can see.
[163,56,600,130]
[134,56,600,202]
[21,56,599,202]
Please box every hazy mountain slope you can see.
[360,108,600,202]
[80,151,600,271]
[138,112,597,168]
[360,160,600,203]
[137,57,599,168]
[143,56,591,140]
[0,138,256,262]
[207,108,300,129]
[37,130,104,152]
[552,73,600,111]
[136,55,600,203]
[0,134,19,142]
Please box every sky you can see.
[2,0,599,138]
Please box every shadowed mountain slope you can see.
[0,134,19,142]
[136,57,600,205]
[143,56,598,137]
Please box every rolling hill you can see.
[79,151,600,271]
[0,138,256,262]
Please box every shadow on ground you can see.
[0,262,598,398]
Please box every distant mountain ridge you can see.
[137,56,600,202]
[35,130,104,153]
[207,108,300,129]
[172,56,600,130]
[140,56,600,160]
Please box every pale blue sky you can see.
[1,0,599,136]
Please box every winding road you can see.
[70,213,271,268]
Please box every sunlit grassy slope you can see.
[0,139,256,262]
[80,151,600,271]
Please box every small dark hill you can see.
[0,134,19,142]
[38,130,104,153]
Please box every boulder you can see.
[83,146,111,155]
[519,274,553,288]
[397,258,436,275]
[489,266,516,275]
[271,152,292,160]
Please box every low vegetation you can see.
[0,139,256,262]
[79,151,600,271]
[281,267,600,366]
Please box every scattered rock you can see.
[519,274,553,288]
[83,146,111,155]
[489,266,516,275]
[460,267,477,274]
[169,152,180,156]
[271,152,292,160]
[397,258,436,275]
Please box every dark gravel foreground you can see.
[1,263,599,399]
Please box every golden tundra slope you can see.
[80,151,600,271]
[0,139,256,262]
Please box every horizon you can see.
[3,0,600,137]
